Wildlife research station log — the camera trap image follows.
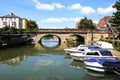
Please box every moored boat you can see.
[70,48,116,61]
[95,41,114,50]
[64,44,100,54]
[64,44,85,53]
[0,34,31,47]
[84,58,120,73]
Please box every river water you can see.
[0,40,119,80]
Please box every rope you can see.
[114,70,120,76]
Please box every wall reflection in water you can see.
[0,44,39,66]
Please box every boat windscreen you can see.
[87,45,101,50]
[99,50,113,56]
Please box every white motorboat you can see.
[64,44,100,54]
[64,44,85,53]
[70,48,116,61]
[84,58,120,73]
[95,41,114,50]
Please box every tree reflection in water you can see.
[0,44,39,66]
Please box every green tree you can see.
[111,0,120,31]
[27,20,38,32]
[78,17,95,30]
[1,27,18,34]
[78,17,96,44]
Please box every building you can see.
[0,12,27,29]
[97,16,112,30]
[75,22,79,29]
[22,18,27,29]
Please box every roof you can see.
[97,16,112,28]
[0,12,20,18]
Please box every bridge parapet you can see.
[38,29,107,34]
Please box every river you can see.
[0,40,119,80]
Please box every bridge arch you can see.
[39,34,61,43]
[65,34,85,44]
[36,34,62,48]
[74,34,85,44]
[34,29,108,44]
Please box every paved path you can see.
[111,50,120,60]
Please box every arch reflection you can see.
[40,38,61,49]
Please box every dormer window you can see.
[10,12,13,16]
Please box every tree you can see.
[27,20,38,31]
[78,17,95,30]
[78,17,96,44]
[110,0,120,31]
[1,27,18,34]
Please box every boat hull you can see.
[70,53,116,61]
[84,58,120,73]
[86,66,105,73]
[0,34,31,47]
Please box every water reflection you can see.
[34,40,68,53]
[40,39,60,49]
[70,60,85,68]
[85,70,118,80]
[0,41,119,80]
[0,44,39,66]
[86,70,106,78]
[64,54,72,59]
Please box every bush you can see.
[112,40,120,51]
[99,38,105,41]
[107,39,113,43]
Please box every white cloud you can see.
[93,20,98,24]
[80,6,95,14]
[40,17,81,23]
[35,59,62,70]
[67,3,95,14]
[53,3,65,9]
[33,0,65,10]
[40,18,68,23]
[97,4,116,14]
[67,3,82,10]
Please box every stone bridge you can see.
[33,29,108,44]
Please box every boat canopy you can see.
[87,45,101,49]
[85,58,120,68]
[0,34,27,37]
[86,45,113,56]
[98,49,113,56]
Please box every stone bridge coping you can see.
[36,29,107,34]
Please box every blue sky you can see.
[0,0,116,29]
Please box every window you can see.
[86,52,99,56]
[1,18,4,20]
[78,49,85,51]
[3,22,7,26]
[12,18,16,21]
[14,18,16,20]
[12,22,16,27]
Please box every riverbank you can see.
[110,50,120,60]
